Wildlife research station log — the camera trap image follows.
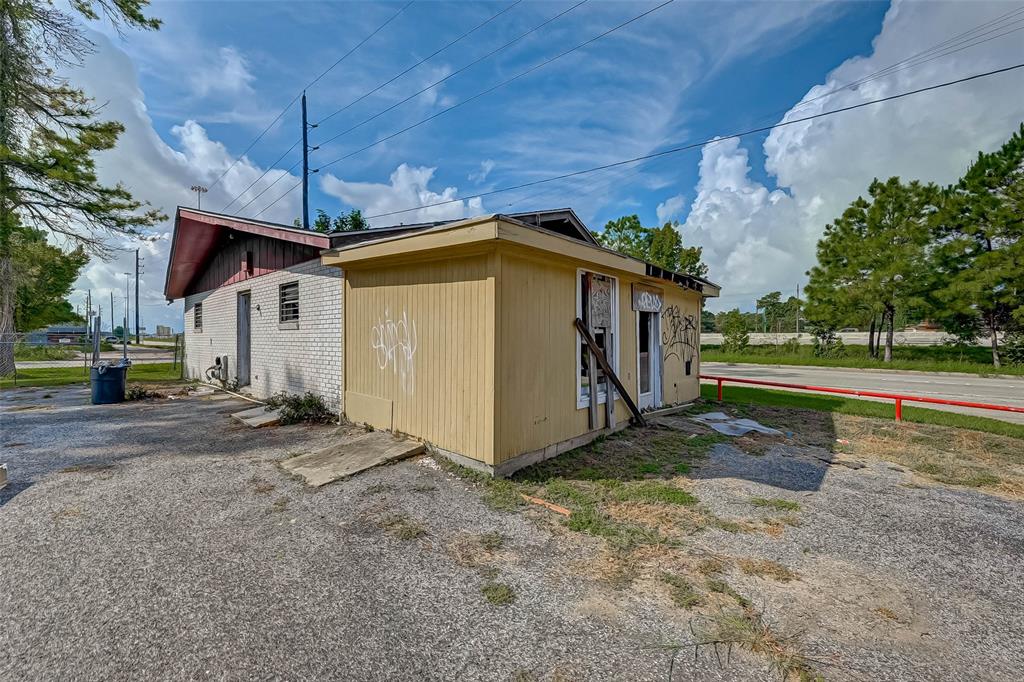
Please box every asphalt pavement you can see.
[15,344,174,368]
[701,362,1024,424]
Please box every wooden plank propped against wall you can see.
[583,273,597,430]
[575,318,646,427]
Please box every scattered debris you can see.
[520,493,571,516]
[415,456,441,470]
[0,463,7,490]
[691,412,782,437]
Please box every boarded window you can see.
[577,271,617,405]
[279,281,299,323]
[194,302,203,330]
[243,250,254,276]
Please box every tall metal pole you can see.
[796,284,801,336]
[123,272,131,361]
[110,291,114,335]
[301,91,310,230]
[134,249,141,345]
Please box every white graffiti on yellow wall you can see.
[371,309,418,394]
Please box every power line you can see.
[232,3,1024,220]
[317,0,525,127]
[235,159,302,215]
[507,7,1024,217]
[223,0,521,213]
[209,1,414,197]
[355,62,1024,221]
[314,0,676,172]
[311,0,591,148]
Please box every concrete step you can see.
[231,405,281,428]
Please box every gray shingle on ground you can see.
[0,386,752,681]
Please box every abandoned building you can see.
[164,207,720,475]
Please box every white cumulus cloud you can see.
[677,0,1024,311]
[320,164,484,226]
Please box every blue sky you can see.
[67,0,1024,330]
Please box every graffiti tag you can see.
[661,305,698,374]
[371,309,418,395]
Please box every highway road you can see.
[701,362,1024,425]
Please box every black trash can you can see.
[90,362,128,404]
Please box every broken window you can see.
[279,281,299,324]
[577,270,617,407]
[194,302,203,331]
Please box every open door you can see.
[236,291,251,387]
[637,310,661,410]
[632,284,663,411]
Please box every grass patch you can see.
[409,482,437,493]
[513,428,724,483]
[379,513,427,540]
[14,344,76,361]
[750,497,801,512]
[706,579,752,608]
[700,383,1024,440]
[697,557,726,575]
[1,362,182,389]
[736,558,798,583]
[611,481,698,506]
[660,572,703,609]
[701,607,820,681]
[702,341,1022,376]
[481,581,516,605]
[479,531,505,550]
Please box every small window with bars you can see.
[279,281,299,324]
[194,302,203,331]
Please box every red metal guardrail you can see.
[700,374,1024,422]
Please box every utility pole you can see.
[190,184,208,209]
[134,249,143,344]
[123,272,131,360]
[110,291,114,335]
[85,289,92,342]
[301,91,310,230]
[796,283,801,336]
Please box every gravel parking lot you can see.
[0,386,754,681]
[2,385,1022,680]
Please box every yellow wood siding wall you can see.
[659,286,702,406]
[344,253,495,463]
[494,249,637,465]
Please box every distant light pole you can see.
[190,185,208,209]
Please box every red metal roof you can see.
[163,208,330,300]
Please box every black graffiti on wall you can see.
[661,305,698,375]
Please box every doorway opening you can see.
[236,291,251,387]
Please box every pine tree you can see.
[0,0,162,375]
[805,178,937,362]
[929,124,1024,367]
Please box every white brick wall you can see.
[183,259,343,410]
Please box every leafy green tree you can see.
[596,215,707,277]
[0,0,163,375]
[805,178,937,362]
[312,209,332,233]
[12,226,88,331]
[756,291,784,333]
[929,124,1024,367]
[718,308,749,353]
[700,303,715,332]
[333,208,367,232]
